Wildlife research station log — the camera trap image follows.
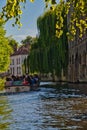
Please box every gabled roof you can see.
[11,45,29,56]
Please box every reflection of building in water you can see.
[67,3,87,82]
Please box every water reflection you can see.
[0,96,13,130]
[40,97,87,130]
[0,83,87,130]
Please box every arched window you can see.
[69,56,71,64]
[83,52,86,65]
[72,55,74,64]
[79,54,81,64]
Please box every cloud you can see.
[5,19,38,43]
[13,35,27,43]
[14,34,28,39]
[12,29,38,43]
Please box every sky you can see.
[0,0,45,43]
[0,0,59,43]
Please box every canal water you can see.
[0,82,87,130]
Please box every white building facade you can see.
[10,54,28,76]
[9,45,29,76]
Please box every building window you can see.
[10,68,12,74]
[83,52,86,65]
[12,59,14,65]
[79,55,81,64]
[17,67,21,75]
[17,67,18,75]
[19,67,21,74]
[19,58,20,64]
[16,58,20,64]
[72,55,74,64]
[17,59,18,65]
[69,56,71,64]
[11,59,14,65]
[86,42,87,51]
[13,67,14,75]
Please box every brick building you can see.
[68,35,87,82]
[67,3,87,82]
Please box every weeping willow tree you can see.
[1,0,87,40]
[29,39,43,73]
[29,5,68,79]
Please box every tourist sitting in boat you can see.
[31,75,36,85]
[5,77,13,87]
[5,74,39,88]
[21,74,34,86]
[29,75,39,90]
[22,76,30,85]
[21,74,38,88]
[33,74,39,84]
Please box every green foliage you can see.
[29,6,68,78]
[0,19,12,89]
[27,55,30,73]
[67,0,87,40]
[1,0,24,27]
[8,37,18,52]
[0,78,6,90]
[0,19,12,73]
[1,0,87,39]
[24,58,27,74]
[21,36,37,45]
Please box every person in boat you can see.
[22,77,29,85]
[24,74,37,87]
[30,75,36,85]
[11,75,16,81]
[5,76,13,86]
[33,74,39,84]
[30,75,40,89]
[22,74,32,85]
[22,74,39,88]
[21,74,27,85]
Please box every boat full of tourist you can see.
[5,74,40,93]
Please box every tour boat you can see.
[5,81,39,94]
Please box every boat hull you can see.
[5,85,31,93]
